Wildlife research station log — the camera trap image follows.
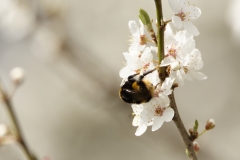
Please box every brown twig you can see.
[0,86,36,160]
[169,92,198,160]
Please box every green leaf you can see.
[139,8,153,31]
[193,119,199,133]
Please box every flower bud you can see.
[170,61,180,71]
[0,124,9,137]
[139,9,153,32]
[205,119,215,130]
[193,141,200,153]
[9,67,25,85]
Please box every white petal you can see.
[150,46,158,53]
[132,116,140,126]
[152,116,164,131]
[172,16,183,29]
[129,43,140,52]
[189,70,207,80]
[185,73,193,81]
[135,124,147,136]
[139,19,144,35]
[179,0,186,7]
[186,38,196,53]
[162,77,175,91]
[183,21,199,36]
[128,21,139,36]
[165,24,175,38]
[132,104,143,115]
[119,66,135,79]
[163,108,174,122]
[141,47,153,63]
[140,108,154,123]
[184,6,201,20]
[144,70,160,86]
[158,94,170,108]
[168,0,180,13]
[160,57,175,66]
[176,70,185,85]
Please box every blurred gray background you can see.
[0,0,239,159]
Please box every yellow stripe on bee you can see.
[132,82,140,90]
[119,88,123,100]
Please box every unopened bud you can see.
[170,62,180,71]
[139,9,153,32]
[10,67,25,85]
[193,141,200,153]
[205,119,215,130]
[0,124,9,137]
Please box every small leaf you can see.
[139,8,153,31]
[193,119,198,133]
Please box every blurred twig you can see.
[0,85,37,160]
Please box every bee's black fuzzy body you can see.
[119,68,156,104]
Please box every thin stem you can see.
[198,129,207,137]
[0,86,36,160]
[154,0,164,72]
[169,92,198,160]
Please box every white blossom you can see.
[119,47,154,79]
[154,77,175,97]
[168,0,201,36]
[128,20,148,51]
[138,96,174,134]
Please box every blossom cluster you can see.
[119,0,206,136]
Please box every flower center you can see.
[176,11,186,21]
[155,107,165,116]
[139,35,147,45]
[168,48,177,58]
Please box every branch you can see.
[154,0,164,70]
[169,92,198,160]
[0,86,37,160]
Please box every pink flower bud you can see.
[193,141,200,153]
[205,119,215,130]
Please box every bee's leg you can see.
[128,73,139,81]
[139,68,158,80]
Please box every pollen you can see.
[168,47,177,58]
[155,107,164,116]
[139,35,147,45]
[176,11,186,21]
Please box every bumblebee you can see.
[119,68,157,104]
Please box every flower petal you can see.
[160,57,176,66]
[152,116,164,131]
[135,124,147,136]
[189,70,207,80]
[139,19,144,35]
[168,0,180,13]
[140,107,154,123]
[184,6,201,20]
[132,116,140,126]
[128,21,139,36]
[175,69,185,85]
[158,94,170,108]
[179,0,186,7]
[150,46,158,53]
[163,108,174,122]
[119,66,135,79]
[172,16,183,29]
[183,21,199,36]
